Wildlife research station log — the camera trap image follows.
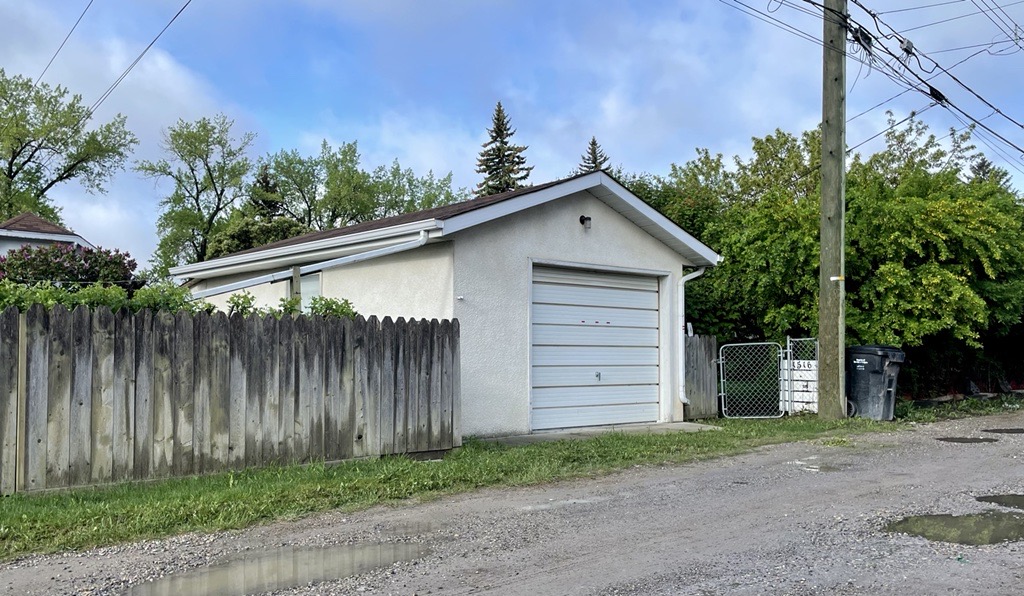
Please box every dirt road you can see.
[3,412,1024,595]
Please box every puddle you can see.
[983,428,1024,434]
[803,464,845,473]
[122,542,430,596]
[886,511,1024,545]
[976,494,1024,510]
[935,437,999,443]
[786,457,845,473]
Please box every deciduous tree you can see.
[0,69,137,222]
[136,114,254,275]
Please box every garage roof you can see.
[171,171,721,279]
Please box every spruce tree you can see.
[475,101,533,196]
[577,136,609,174]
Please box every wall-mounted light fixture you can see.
[579,215,592,230]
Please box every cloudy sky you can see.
[2,0,1023,265]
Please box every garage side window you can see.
[299,273,321,313]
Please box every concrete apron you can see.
[485,421,721,447]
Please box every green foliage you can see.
[202,142,467,259]
[0,68,138,221]
[226,290,259,317]
[0,279,206,314]
[137,114,255,276]
[277,296,302,316]
[576,136,609,174]
[622,115,1024,396]
[0,243,140,289]
[225,290,357,319]
[308,295,358,319]
[206,213,310,259]
[128,282,208,314]
[475,101,532,196]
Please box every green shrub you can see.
[0,243,140,289]
[308,296,358,319]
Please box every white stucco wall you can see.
[452,190,692,437]
[191,242,455,322]
[191,270,290,312]
[320,242,454,321]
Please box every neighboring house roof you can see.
[170,171,721,280]
[0,212,95,249]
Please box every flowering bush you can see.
[0,243,140,289]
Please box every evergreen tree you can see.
[577,136,609,174]
[475,101,532,196]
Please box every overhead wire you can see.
[736,0,1024,178]
[36,0,96,84]
[877,0,966,14]
[899,0,1024,33]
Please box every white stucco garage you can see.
[170,172,720,437]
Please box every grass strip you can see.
[0,398,1019,561]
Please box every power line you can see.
[900,0,1024,33]
[847,102,937,152]
[36,0,96,84]
[878,0,965,14]
[88,0,193,116]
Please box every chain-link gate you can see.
[719,338,819,418]
[719,342,784,418]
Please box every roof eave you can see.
[170,218,443,279]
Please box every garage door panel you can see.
[534,267,659,291]
[531,266,661,431]
[532,303,659,328]
[533,385,658,409]
[533,284,658,310]
[532,404,660,431]
[532,365,659,387]
[532,324,659,347]
[532,346,658,366]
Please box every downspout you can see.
[190,230,430,300]
[678,267,706,406]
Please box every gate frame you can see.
[719,337,820,419]
[718,341,784,419]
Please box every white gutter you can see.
[191,231,430,300]
[678,267,707,405]
[0,229,94,248]
[171,219,439,278]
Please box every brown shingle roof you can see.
[0,212,73,235]
[228,176,572,257]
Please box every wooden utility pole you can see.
[819,0,847,420]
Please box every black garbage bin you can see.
[847,345,905,421]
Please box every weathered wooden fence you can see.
[684,335,719,419]
[0,305,460,494]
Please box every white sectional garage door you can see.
[531,266,660,430]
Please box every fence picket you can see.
[228,313,248,469]
[0,306,19,495]
[46,305,72,488]
[25,305,48,490]
[90,307,115,484]
[173,312,195,476]
[245,315,264,467]
[208,313,230,471]
[151,311,174,477]
[133,310,154,479]
[112,309,135,482]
